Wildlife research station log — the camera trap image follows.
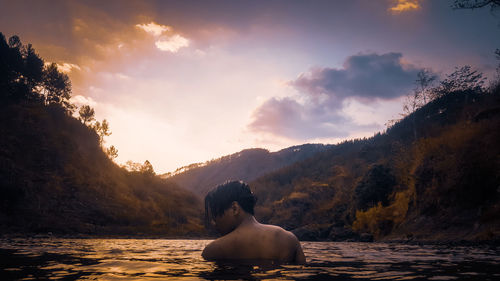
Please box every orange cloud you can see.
[136,22,170,36]
[136,21,190,53]
[389,0,421,13]
[55,62,81,74]
[155,34,190,52]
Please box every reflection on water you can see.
[0,238,498,280]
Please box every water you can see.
[0,238,498,280]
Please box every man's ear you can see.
[231,201,240,215]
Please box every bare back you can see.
[202,220,305,264]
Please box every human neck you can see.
[236,214,258,229]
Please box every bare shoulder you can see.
[279,228,306,264]
[261,224,306,263]
[202,237,231,260]
[263,224,299,244]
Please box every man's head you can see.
[205,180,257,235]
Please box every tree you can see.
[8,35,22,49]
[403,70,437,117]
[452,0,500,10]
[354,165,397,211]
[106,145,118,160]
[1,34,43,102]
[94,119,111,145]
[42,63,73,111]
[402,70,436,141]
[125,160,142,172]
[141,160,155,175]
[431,66,486,99]
[488,49,500,92]
[415,69,437,105]
[23,44,44,96]
[78,105,95,126]
[123,160,155,175]
[496,49,500,75]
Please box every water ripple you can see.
[0,238,498,280]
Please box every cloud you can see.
[136,21,190,53]
[249,52,423,140]
[70,95,97,107]
[155,34,190,52]
[249,97,353,140]
[56,62,81,73]
[136,22,170,36]
[389,0,421,13]
[44,62,81,74]
[291,52,420,101]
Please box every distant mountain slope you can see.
[249,89,500,242]
[164,144,332,196]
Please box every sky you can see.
[1,0,499,173]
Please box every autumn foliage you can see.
[250,74,500,241]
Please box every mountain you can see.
[0,33,204,236]
[163,144,332,196]
[3,33,499,242]
[249,88,500,242]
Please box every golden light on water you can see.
[1,238,498,280]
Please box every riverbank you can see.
[2,232,499,247]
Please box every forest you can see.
[1,32,499,242]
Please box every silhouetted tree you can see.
[94,119,111,145]
[106,145,118,159]
[1,34,43,102]
[125,160,142,172]
[0,33,9,75]
[8,35,21,49]
[431,66,486,99]
[403,70,435,141]
[415,69,437,104]
[452,0,500,10]
[1,33,74,111]
[78,105,95,126]
[23,44,44,94]
[1,34,19,100]
[141,160,155,175]
[493,49,500,90]
[42,63,73,111]
[495,49,500,75]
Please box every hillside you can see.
[164,144,331,196]
[2,32,499,243]
[0,33,204,236]
[250,88,500,242]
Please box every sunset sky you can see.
[1,0,499,173]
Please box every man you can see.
[202,181,306,264]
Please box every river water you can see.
[0,238,498,280]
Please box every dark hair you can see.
[205,180,257,224]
